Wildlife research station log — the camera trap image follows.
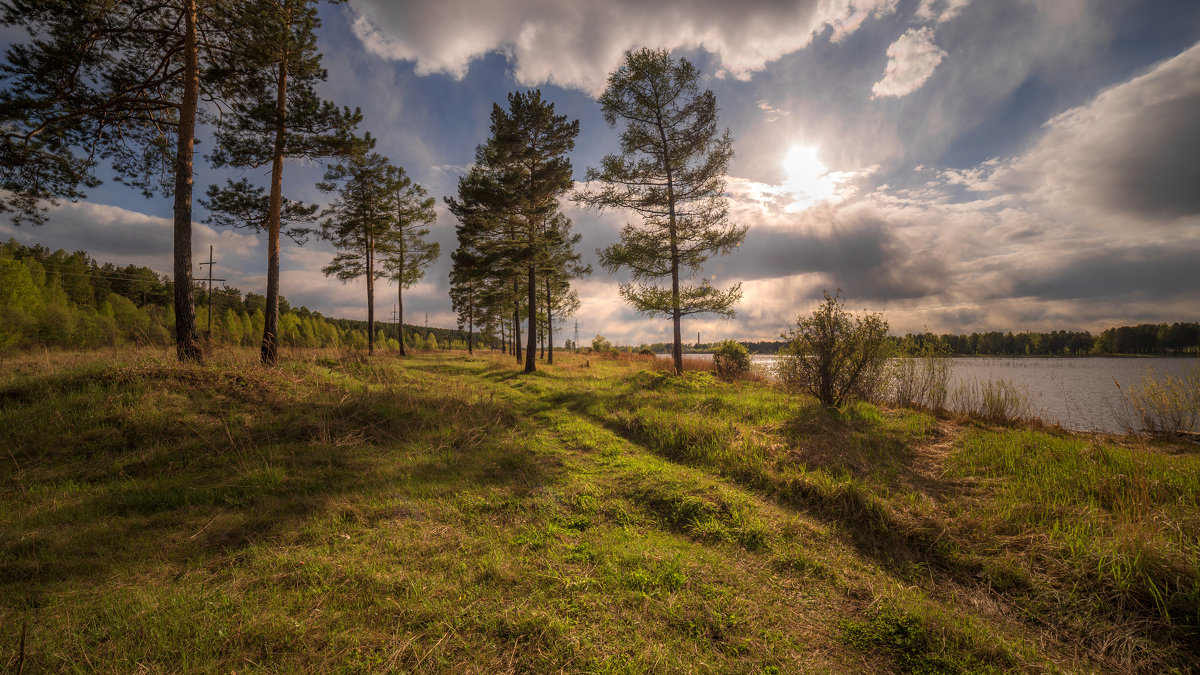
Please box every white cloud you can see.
[871,27,947,99]
[828,0,899,43]
[756,99,789,123]
[915,0,973,24]
[347,0,899,95]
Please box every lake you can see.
[663,353,1199,433]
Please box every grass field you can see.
[1,348,1197,673]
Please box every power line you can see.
[197,245,225,342]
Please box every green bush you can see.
[592,335,614,353]
[779,290,890,406]
[712,339,751,381]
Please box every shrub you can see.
[592,335,613,353]
[712,339,751,381]
[778,290,890,406]
[1122,364,1199,435]
[951,378,1030,424]
[887,334,951,410]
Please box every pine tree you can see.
[0,0,260,362]
[539,212,590,364]
[446,90,578,373]
[202,0,361,366]
[448,177,525,365]
[449,245,484,355]
[313,140,412,355]
[381,174,438,357]
[576,48,747,374]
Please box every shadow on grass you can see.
[0,361,550,609]
[538,380,979,578]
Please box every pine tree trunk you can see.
[512,277,522,363]
[467,309,473,355]
[173,0,202,363]
[655,117,683,375]
[397,231,406,357]
[524,263,536,373]
[262,47,288,367]
[545,276,553,365]
[367,235,375,355]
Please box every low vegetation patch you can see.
[1,348,1197,672]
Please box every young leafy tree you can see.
[381,176,438,357]
[576,48,747,374]
[313,141,401,355]
[0,0,255,362]
[203,0,361,366]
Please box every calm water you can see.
[664,353,1198,433]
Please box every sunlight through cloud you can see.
[781,146,852,211]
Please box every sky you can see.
[2,0,1199,345]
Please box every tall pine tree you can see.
[576,49,746,374]
[0,0,259,361]
[313,140,403,355]
[202,0,361,365]
[381,175,438,357]
[448,246,482,355]
[446,91,578,373]
[539,212,589,364]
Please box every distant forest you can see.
[5,239,1197,357]
[650,326,1200,357]
[0,240,474,352]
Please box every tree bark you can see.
[367,234,375,355]
[262,40,289,367]
[654,112,682,375]
[173,0,202,363]
[524,262,536,373]
[397,213,406,356]
[512,276,522,363]
[545,277,554,364]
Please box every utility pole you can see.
[197,245,225,344]
[390,305,399,347]
[574,319,579,351]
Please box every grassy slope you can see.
[1,349,1196,673]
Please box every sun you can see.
[781,145,839,210]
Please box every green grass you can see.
[1,347,1197,672]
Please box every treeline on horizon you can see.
[648,324,1200,357]
[0,240,475,353]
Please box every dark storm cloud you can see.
[1011,245,1200,302]
[1090,90,1200,219]
[723,213,948,301]
[994,40,1200,223]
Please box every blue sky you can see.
[3,0,1199,344]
